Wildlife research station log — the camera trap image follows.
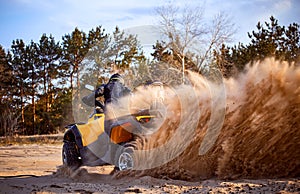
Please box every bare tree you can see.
[155,2,235,79]
[197,12,236,72]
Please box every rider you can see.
[81,74,131,166]
[82,73,131,113]
[103,73,131,106]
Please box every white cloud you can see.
[43,0,161,35]
[274,0,292,13]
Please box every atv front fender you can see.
[63,124,83,149]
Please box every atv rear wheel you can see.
[62,141,82,170]
[115,146,135,171]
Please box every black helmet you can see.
[109,73,124,84]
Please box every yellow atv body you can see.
[62,110,155,170]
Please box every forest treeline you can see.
[0,16,299,136]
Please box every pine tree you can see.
[10,39,30,134]
[0,45,13,101]
[81,26,146,86]
[110,26,145,71]
[284,22,300,63]
[0,45,16,136]
[62,28,89,91]
[24,41,39,134]
[35,34,62,134]
[214,16,300,77]
[62,28,95,122]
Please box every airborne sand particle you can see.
[115,58,300,180]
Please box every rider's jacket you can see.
[82,80,131,108]
[103,80,131,104]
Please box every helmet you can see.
[109,73,124,84]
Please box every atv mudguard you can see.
[63,124,84,149]
[63,114,108,164]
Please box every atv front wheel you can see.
[115,146,134,171]
[62,141,82,170]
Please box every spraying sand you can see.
[115,57,300,180]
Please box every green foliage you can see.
[215,16,300,77]
[0,45,18,136]
[111,26,145,69]
[80,26,146,87]
[62,27,90,91]
[0,45,14,102]
[0,25,146,136]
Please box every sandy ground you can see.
[0,144,299,193]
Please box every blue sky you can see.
[0,0,299,50]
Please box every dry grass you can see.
[0,134,63,146]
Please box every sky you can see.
[0,0,299,50]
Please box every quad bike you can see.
[62,107,157,171]
[62,83,164,171]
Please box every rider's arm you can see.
[82,84,105,107]
[95,84,105,98]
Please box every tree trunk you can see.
[182,55,185,83]
[32,84,36,134]
[43,63,48,112]
[70,71,74,92]
[20,89,25,135]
